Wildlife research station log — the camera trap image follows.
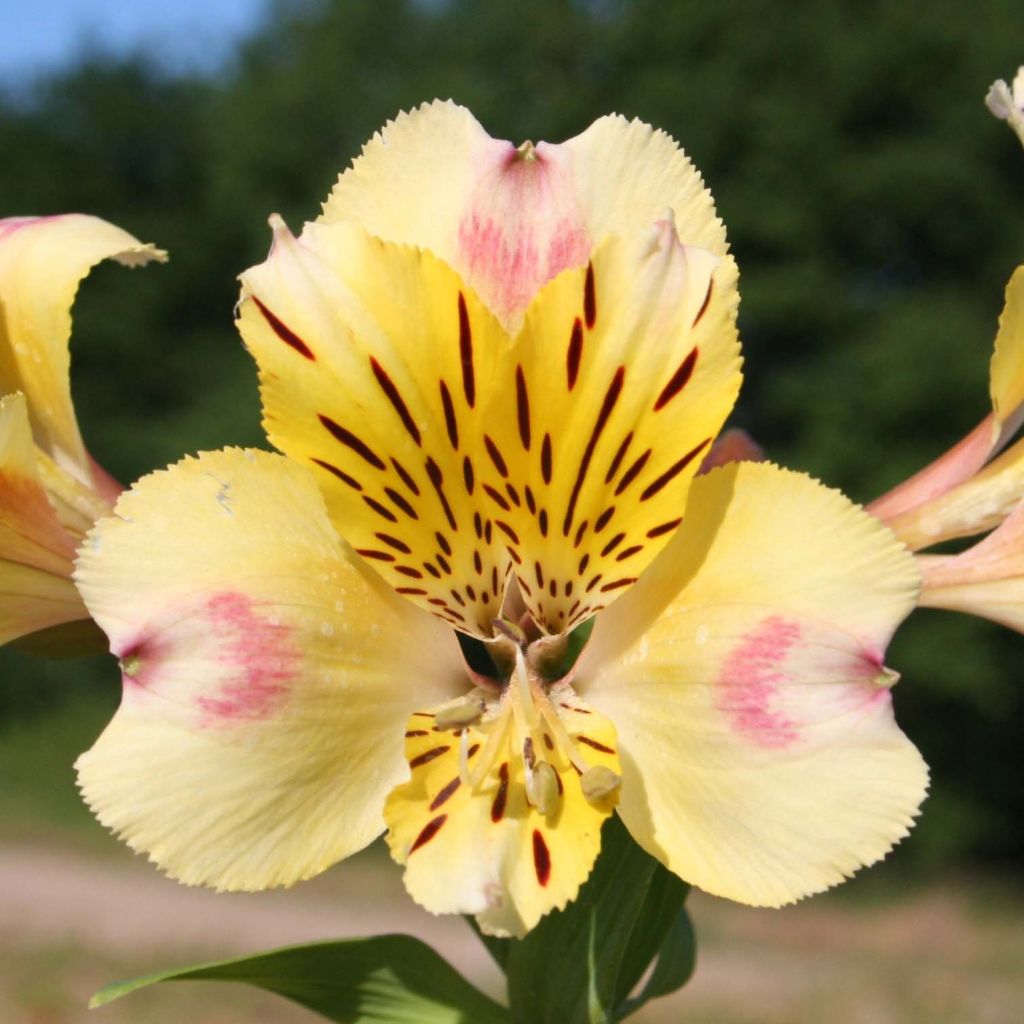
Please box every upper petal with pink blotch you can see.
[321,101,726,328]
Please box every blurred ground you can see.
[2,831,1022,1024]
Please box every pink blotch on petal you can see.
[196,592,297,723]
[456,142,590,323]
[716,615,800,749]
[0,214,69,242]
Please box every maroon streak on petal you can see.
[458,292,475,407]
[491,762,510,822]
[562,367,625,536]
[567,318,584,390]
[583,262,597,330]
[693,279,714,326]
[577,735,616,754]
[614,450,652,496]
[390,458,420,495]
[541,434,553,485]
[425,457,458,530]
[370,356,421,445]
[430,777,462,811]
[639,437,712,501]
[516,365,532,450]
[646,518,682,539]
[533,829,551,886]
[252,296,315,360]
[311,458,361,491]
[318,414,385,470]
[484,435,509,477]
[439,380,459,450]
[653,348,698,412]
[410,745,451,769]
[604,432,634,484]
[410,814,448,853]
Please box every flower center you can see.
[445,646,620,817]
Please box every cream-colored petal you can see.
[239,218,516,635]
[75,448,466,891]
[574,462,927,907]
[0,214,165,486]
[321,101,725,329]
[0,393,87,643]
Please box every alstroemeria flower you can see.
[0,214,165,646]
[869,265,1024,628]
[75,104,927,937]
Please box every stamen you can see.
[465,712,509,789]
[536,690,591,775]
[435,698,485,730]
[512,647,538,730]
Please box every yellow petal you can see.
[321,101,726,329]
[990,266,1024,439]
[239,218,516,635]
[0,393,87,643]
[483,220,741,632]
[918,501,1024,631]
[384,668,620,937]
[575,462,927,907]
[0,214,165,485]
[241,218,739,636]
[74,447,466,891]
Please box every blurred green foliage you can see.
[1,0,1022,868]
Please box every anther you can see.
[580,765,622,802]
[435,699,485,730]
[526,761,560,815]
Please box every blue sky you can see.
[1,0,270,81]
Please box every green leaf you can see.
[91,934,509,1024]
[501,814,693,1024]
[617,905,696,1020]
[465,915,511,971]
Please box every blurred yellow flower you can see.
[869,265,1024,629]
[0,215,164,647]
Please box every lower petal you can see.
[75,448,466,891]
[384,681,620,937]
[575,462,927,907]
